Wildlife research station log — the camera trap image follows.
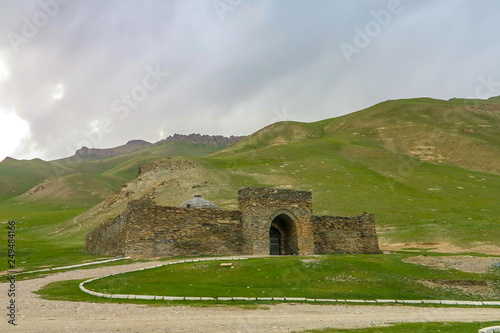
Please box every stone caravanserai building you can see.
[86,187,380,257]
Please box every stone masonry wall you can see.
[86,188,380,258]
[124,202,243,258]
[313,213,380,254]
[238,187,315,255]
[85,212,127,256]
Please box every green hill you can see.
[1,97,500,271]
[0,157,68,201]
[221,97,500,174]
[59,97,500,249]
[0,140,233,207]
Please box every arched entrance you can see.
[269,213,298,255]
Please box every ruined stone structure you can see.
[86,187,380,257]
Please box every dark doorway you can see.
[269,214,298,255]
[269,227,281,255]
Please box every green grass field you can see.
[78,255,500,301]
[0,201,107,272]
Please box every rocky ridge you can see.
[73,134,246,159]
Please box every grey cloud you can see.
[1,0,499,160]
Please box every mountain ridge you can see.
[0,134,244,203]
[71,133,247,160]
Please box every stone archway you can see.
[269,213,299,255]
[238,187,315,255]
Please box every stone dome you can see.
[178,195,219,209]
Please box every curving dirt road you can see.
[1,260,500,333]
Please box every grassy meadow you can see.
[0,202,98,272]
[81,255,500,301]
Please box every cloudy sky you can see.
[1,0,499,161]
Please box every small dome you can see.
[178,195,219,209]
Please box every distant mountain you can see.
[0,134,244,205]
[70,134,246,160]
[155,133,246,147]
[73,140,152,159]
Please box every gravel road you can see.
[1,260,500,333]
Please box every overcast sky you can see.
[1,0,500,161]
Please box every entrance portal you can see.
[269,213,298,255]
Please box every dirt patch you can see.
[379,240,500,255]
[419,279,498,299]
[301,259,318,264]
[404,255,500,299]
[326,273,359,282]
[403,255,500,274]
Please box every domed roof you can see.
[178,195,219,209]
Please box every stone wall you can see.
[313,213,380,254]
[238,187,315,255]
[86,187,380,258]
[85,211,127,256]
[123,201,243,258]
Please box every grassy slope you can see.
[202,97,500,246]
[0,141,226,206]
[205,139,500,246]
[0,158,65,201]
[221,97,500,174]
[2,97,500,271]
